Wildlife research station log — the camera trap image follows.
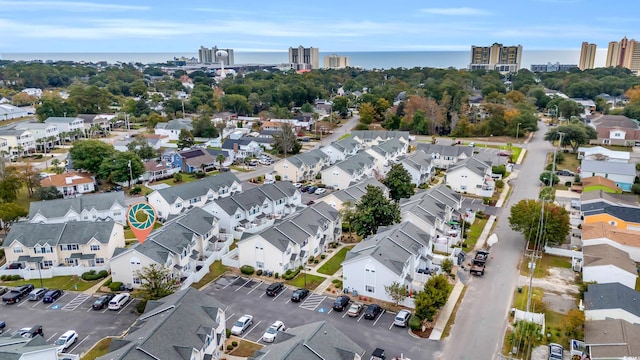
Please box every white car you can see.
[54,330,78,353]
[293,182,302,188]
[259,158,272,165]
[264,179,275,185]
[314,188,326,194]
[262,320,285,343]
[231,315,253,335]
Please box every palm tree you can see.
[36,138,44,153]
[216,154,226,169]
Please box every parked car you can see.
[7,263,23,269]
[548,343,564,360]
[556,169,575,176]
[259,158,272,165]
[293,182,302,188]
[231,315,253,335]
[261,320,285,343]
[43,289,63,303]
[266,282,284,296]
[364,304,383,320]
[2,284,34,304]
[108,293,130,310]
[54,330,78,353]
[263,179,275,185]
[370,348,386,360]
[497,151,511,157]
[332,295,350,311]
[28,288,48,301]
[306,200,315,206]
[21,325,43,338]
[92,294,115,310]
[347,302,364,317]
[307,186,318,194]
[300,185,310,192]
[290,288,309,302]
[314,188,326,195]
[393,309,412,327]
[0,321,5,334]
[220,166,230,172]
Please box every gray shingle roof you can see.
[249,321,364,360]
[286,149,329,168]
[581,160,637,176]
[581,201,640,223]
[583,244,637,274]
[401,149,433,171]
[368,138,405,156]
[0,333,56,359]
[584,283,640,317]
[351,130,410,141]
[6,221,116,248]
[330,178,388,204]
[448,157,491,177]
[344,221,432,276]
[154,118,192,131]
[585,319,640,358]
[29,192,125,221]
[152,172,240,204]
[329,136,359,153]
[44,116,83,124]
[334,152,375,175]
[416,143,474,158]
[210,182,296,216]
[97,288,226,360]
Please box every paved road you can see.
[441,122,553,360]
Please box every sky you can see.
[1,0,639,53]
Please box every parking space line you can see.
[17,299,29,307]
[357,313,366,322]
[228,313,235,322]
[372,310,385,327]
[62,293,91,311]
[247,280,264,295]
[327,308,333,315]
[46,293,67,309]
[68,335,89,354]
[342,311,349,318]
[242,320,261,339]
[235,278,252,292]
[222,276,240,289]
[46,332,58,342]
[31,300,43,308]
[271,289,286,301]
[117,299,133,314]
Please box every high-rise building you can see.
[323,54,350,69]
[530,62,578,72]
[289,46,319,70]
[469,43,522,73]
[198,46,234,65]
[606,37,640,75]
[579,42,597,70]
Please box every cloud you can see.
[420,7,492,16]
[0,0,149,11]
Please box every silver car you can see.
[393,309,412,327]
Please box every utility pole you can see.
[516,122,522,142]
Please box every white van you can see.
[108,293,130,310]
[55,330,78,353]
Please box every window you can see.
[113,210,121,216]
[43,260,53,267]
[256,261,264,269]
[175,203,182,208]
[83,215,89,220]
[83,184,90,191]
[263,203,268,209]
[365,285,375,293]
[90,244,101,251]
[460,185,467,191]
[95,258,105,264]
[235,213,241,219]
[207,193,214,200]
[34,246,53,254]
[133,277,141,285]
[60,244,79,251]
[189,197,201,204]
[130,257,141,265]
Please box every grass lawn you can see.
[519,254,571,278]
[636,276,640,291]
[338,133,351,140]
[1,275,102,291]
[229,338,263,357]
[286,273,326,290]
[544,310,568,345]
[124,222,163,240]
[191,261,229,289]
[155,173,207,186]
[512,286,545,311]
[317,246,354,275]
[547,151,581,173]
[81,337,112,360]
[464,218,488,249]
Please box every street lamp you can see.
[516,122,522,142]
[553,105,559,123]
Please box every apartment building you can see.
[323,54,350,69]
[469,43,522,73]
[606,37,640,75]
[288,46,319,70]
[579,42,597,70]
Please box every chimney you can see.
[233,143,238,154]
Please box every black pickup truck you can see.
[470,250,490,276]
[2,284,34,304]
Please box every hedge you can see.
[409,314,422,331]
[282,268,301,280]
[82,270,109,281]
[109,281,123,292]
[240,265,255,275]
[136,299,147,314]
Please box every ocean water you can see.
[0,49,609,70]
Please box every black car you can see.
[332,295,350,311]
[556,169,575,176]
[43,289,63,303]
[92,294,115,310]
[300,185,310,192]
[265,282,284,296]
[364,304,383,320]
[291,288,309,302]
[2,284,34,304]
[7,263,23,269]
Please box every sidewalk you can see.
[82,275,110,295]
[305,243,351,295]
[429,280,464,340]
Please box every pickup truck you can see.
[470,250,489,276]
[2,284,35,304]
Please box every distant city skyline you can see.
[0,0,639,53]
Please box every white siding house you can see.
[580,160,637,192]
[320,137,360,163]
[29,192,127,225]
[445,157,494,197]
[154,118,193,141]
[364,138,408,175]
[320,178,389,211]
[584,283,640,325]
[581,222,640,262]
[320,152,376,191]
[400,149,434,185]
[43,116,84,134]
[582,244,638,290]
[416,143,473,169]
[273,149,331,182]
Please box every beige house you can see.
[273,149,330,182]
[3,221,124,269]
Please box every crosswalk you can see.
[62,294,91,311]
[299,294,326,311]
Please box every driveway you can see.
[0,291,138,356]
[206,274,441,359]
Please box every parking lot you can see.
[205,274,442,359]
[1,291,139,356]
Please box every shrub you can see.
[315,173,322,180]
[0,275,8,281]
[136,299,147,314]
[227,345,234,351]
[195,172,206,178]
[232,341,238,347]
[354,123,369,130]
[274,272,279,279]
[492,164,506,176]
[129,186,142,195]
[495,179,504,189]
[10,275,22,281]
[103,279,112,287]
[226,329,232,338]
[282,268,301,280]
[632,183,640,194]
[256,269,263,276]
[314,259,319,263]
[109,281,123,292]
[240,265,255,275]
[564,181,572,187]
[308,256,315,263]
[82,270,109,281]
[173,173,183,183]
[409,314,422,331]
[275,175,281,181]
[320,254,326,260]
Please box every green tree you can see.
[384,281,408,306]
[544,123,597,153]
[220,94,250,115]
[176,129,195,150]
[69,140,117,174]
[0,166,22,202]
[35,95,77,121]
[332,96,349,118]
[35,186,63,200]
[127,137,158,161]
[539,186,555,202]
[539,171,560,186]
[135,264,179,300]
[440,258,453,274]
[508,199,570,248]
[300,103,314,113]
[50,159,65,174]
[414,274,452,321]
[68,84,112,114]
[0,202,28,232]
[508,321,543,355]
[272,123,301,156]
[351,185,401,237]
[382,163,415,201]
[98,151,144,186]
[359,102,376,124]
[192,117,219,138]
[216,154,226,169]
[562,308,585,340]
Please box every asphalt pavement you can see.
[441,122,553,360]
